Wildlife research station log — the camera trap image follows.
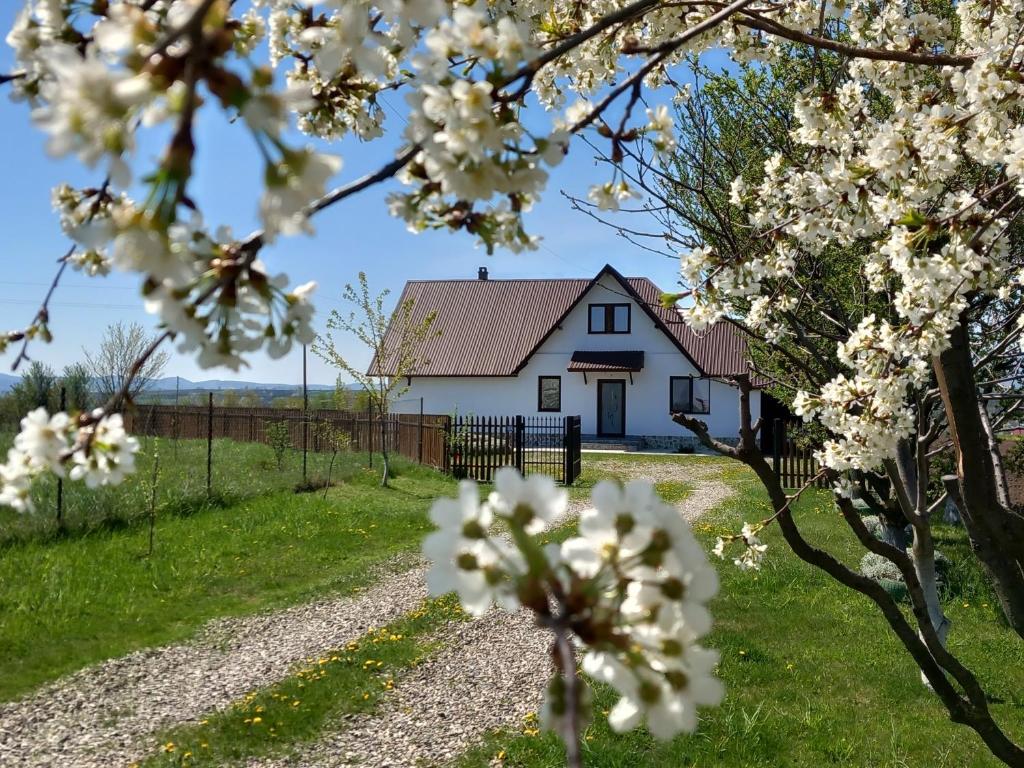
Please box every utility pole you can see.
[173,375,180,456]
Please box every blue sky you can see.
[0,8,686,386]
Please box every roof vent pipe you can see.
[478,266,489,280]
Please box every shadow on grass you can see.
[0,491,240,549]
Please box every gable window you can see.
[538,376,561,412]
[589,303,631,334]
[670,376,711,414]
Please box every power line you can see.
[0,298,142,310]
[0,280,138,290]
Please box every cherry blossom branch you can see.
[147,0,219,61]
[7,246,74,371]
[74,145,423,432]
[733,12,974,67]
[571,0,759,133]
[500,0,662,100]
[305,145,419,219]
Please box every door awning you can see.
[567,350,645,372]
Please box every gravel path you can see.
[250,459,735,768]
[0,457,733,768]
[0,562,432,768]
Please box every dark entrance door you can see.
[597,379,626,436]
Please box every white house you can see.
[380,264,774,450]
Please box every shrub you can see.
[861,552,903,583]
[264,421,292,470]
[860,551,952,602]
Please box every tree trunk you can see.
[910,524,951,687]
[933,321,1024,638]
[323,449,337,500]
[672,379,1024,767]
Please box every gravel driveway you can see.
[0,562,436,768]
[250,458,735,768]
[0,456,734,768]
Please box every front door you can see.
[597,379,626,436]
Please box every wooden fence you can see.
[772,418,826,489]
[123,404,582,484]
[124,403,449,470]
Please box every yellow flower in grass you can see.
[253,717,263,724]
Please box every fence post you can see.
[56,386,66,529]
[367,398,373,468]
[443,415,452,474]
[206,392,213,496]
[515,415,525,473]
[772,418,783,484]
[563,415,571,486]
[418,397,424,465]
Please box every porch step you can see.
[580,435,642,452]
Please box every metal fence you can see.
[449,414,582,485]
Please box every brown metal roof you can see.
[568,350,645,372]
[372,264,755,381]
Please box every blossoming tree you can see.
[312,271,437,486]
[567,27,1024,768]
[4,0,1024,764]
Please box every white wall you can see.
[392,275,759,440]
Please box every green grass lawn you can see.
[457,461,1024,768]
[0,439,456,701]
[0,434,363,544]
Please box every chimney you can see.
[478,266,489,280]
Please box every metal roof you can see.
[371,265,755,380]
[568,350,645,372]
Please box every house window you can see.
[538,376,561,412]
[670,376,711,414]
[588,303,631,334]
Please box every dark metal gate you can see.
[447,414,582,485]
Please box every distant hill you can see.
[143,377,337,392]
[0,372,356,397]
